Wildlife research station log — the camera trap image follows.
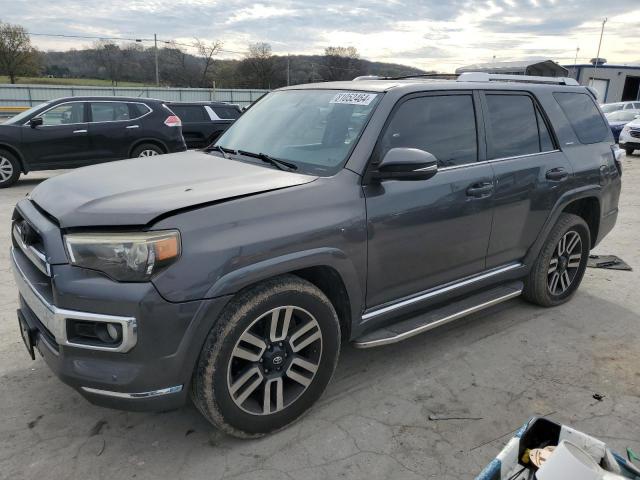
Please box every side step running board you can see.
[352,281,523,348]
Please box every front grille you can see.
[630,130,640,139]
[11,212,50,277]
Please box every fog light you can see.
[106,323,120,341]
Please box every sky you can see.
[2,0,640,72]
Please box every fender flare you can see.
[204,247,365,330]
[128,138,169,157]
[0,142,28,173]
[523,185,602,267]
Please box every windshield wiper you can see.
[205,145,236,158]
[237,150,298,171]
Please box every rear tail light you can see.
[164,115,182,127]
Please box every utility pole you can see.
[154,33,159,86]
[591,18,607,86]
[286,54,290,86]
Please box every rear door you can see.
[364,91,495,307]
[87,101,141,162]
[170,104,211,148]
[20,101,91,168]
[482,91,573,268]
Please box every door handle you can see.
[545,168,568,181]
[466,182,494,198]
[126,125,140,129]
[73,129,87,134]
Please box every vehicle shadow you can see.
[3,290,639,479]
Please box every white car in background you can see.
[601,101,640,114]
[619,117,640,155]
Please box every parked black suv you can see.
[10,74,621,438]
[0,96,187,187]
[166,102,242,149]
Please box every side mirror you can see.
[373,148,438,181]
[29,117,43,128]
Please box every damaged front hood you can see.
[29,150,317,227]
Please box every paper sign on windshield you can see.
[330,92,377,106]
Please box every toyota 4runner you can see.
[10,73,621,437]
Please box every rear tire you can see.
[191,275,341,438]
[523,213,590,307]
[131,143,164,158]
[625,147,635,156]
[0,150,21,188]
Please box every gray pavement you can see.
[1,158,639,480]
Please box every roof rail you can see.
[353,75,383,81]
[457,72,579,86]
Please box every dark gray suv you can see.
[10,73,621,437]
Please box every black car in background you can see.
[0,96,187,187]
[166,102,242,149]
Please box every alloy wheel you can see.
[0,157,14,182]
[138,149,159,157]
[547,230,582,295]
[227,306,323,415]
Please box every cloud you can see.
[3,0,640,72]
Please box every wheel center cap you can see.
[558,256,568,272]
[262,346,288,370]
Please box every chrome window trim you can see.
[81,385,183,399]
[438,150,561,172]
[362,262,523,321]
[87,100,152,123]
[204,105,221,121]
[23,100,152,127]
[11,248,137,353]
[12,223,50,276]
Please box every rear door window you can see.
[170,105,207,123]
[90,102,131,122]
[379,94,478,167]
[128,103,151,118]
[484,94,543,159]
[553,92,610,144]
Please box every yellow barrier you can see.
[0,106,29,112]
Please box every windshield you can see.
[606,110,640,122]
[2,102,50,125]
[600,103,624,114]
[215,89,381,175]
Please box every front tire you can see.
[0,150,21,188]
[191,275,341,438]
[523,213,590,307]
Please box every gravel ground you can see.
[0,157,639,480]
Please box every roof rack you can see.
[457,72,579,86]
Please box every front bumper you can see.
[11,244,232,411]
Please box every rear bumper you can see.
[11,246,232,411]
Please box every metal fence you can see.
[0,84,269,109]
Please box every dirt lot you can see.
[1,158,639,480]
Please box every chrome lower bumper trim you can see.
[81,385,183,399]
[11,247,138,353]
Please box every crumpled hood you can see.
[29,150,317,227]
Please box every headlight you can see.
[64,231,181,282]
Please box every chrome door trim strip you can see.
[354,287,523,348]
[362,262,523,321]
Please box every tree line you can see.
[0,20,427,88]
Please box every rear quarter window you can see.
[553,92,610,144]
[212,106,241,119]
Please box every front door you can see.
[364,92,495,308]
[21,102,90,169]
